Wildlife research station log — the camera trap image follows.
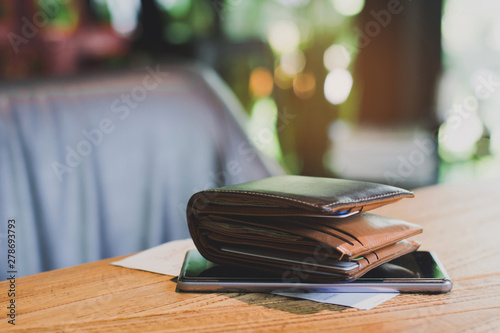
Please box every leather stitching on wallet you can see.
[202,189,410,209]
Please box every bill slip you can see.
[112,238,196,276]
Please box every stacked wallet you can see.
[187,176,422,282]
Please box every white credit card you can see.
[221,246,359,271]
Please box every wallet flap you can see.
[190,175,413,217]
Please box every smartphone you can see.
[177,250,452,293]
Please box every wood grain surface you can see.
[1,179,500,332]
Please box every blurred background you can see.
[1,0,500,189]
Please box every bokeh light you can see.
[281,50,306,75]
[249,67,274,97]
[249,98,282,160]
[104,0,141,36]
[323,44,351,71]
[441,0,479,54]
[164,22,192,44]
[293,71,316,99]
[156,0,178,10]
[267,21,300,54]
[324,69,353,105]
[274,66,294,89]
[156,0,192,18]
[439,113,484,161]
[275,0,310,7]
[332,0,364,17]
[486,21,500,52]
[328,119,352,142]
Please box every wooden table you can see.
[2,180,500,332]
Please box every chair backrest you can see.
[0,63,277,278]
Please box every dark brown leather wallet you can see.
[187,175,422,282]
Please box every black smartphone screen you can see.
[181,250,446,281]
[359,251,446,280]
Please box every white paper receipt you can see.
[111,238,196,276]
[273,292,399,310]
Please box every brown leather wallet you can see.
[187,175,422,282]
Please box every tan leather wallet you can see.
[187,175,422,282]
